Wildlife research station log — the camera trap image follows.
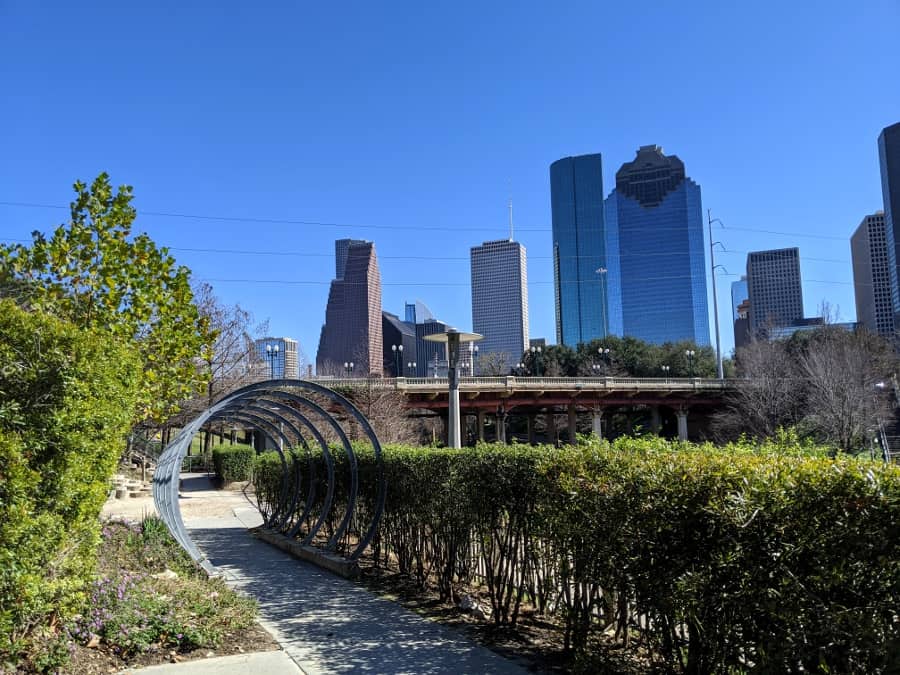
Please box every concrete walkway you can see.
[140,475,527,675]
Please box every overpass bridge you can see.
[316,376,733,444]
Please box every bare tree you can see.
[799,328,896,455]
[713,338,804,440]
[477,351,512,376]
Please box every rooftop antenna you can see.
[508,180,514,241]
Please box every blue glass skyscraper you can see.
[878,122,900,323]
[605,146,709,345]
[549,154,608,347]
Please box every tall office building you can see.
[879,122,900,323]
[604,145,709,345]
[550,154,608,346]
[746,247,803,334]
[851,212,894,337]
[382,311,417,377]
[470,239,529,367]
[254,337,299,379]
[316,240,383,375]
[731,276,749,322]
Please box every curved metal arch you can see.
[225,394,339,543]
[152,379,386,569]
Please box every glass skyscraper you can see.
[878,122,900,323]
[604,146,709,345]
[549,154,608,347]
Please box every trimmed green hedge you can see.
[212,445,255,483]
[0,300,139,668]
[255,436,900,672]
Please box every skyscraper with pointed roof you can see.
[316,239,383,375]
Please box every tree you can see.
[713,338,804,440]
[798,328,896,455]
[0,173,213,422]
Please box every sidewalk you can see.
[131,475,527,675]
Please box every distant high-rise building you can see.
[470,239,529,367]
[733,299,751,350]
[879,122,900,323]
[604,145,709,345]
[254,337,299,379]
[416,318,450,378]
[731,276,749,322]
[550,154,608,346]
[382,311,416,377]
[316,240,383,375]
[851,211,894,337]
[746,247,804,334]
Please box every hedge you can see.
[254,436,900,673]
[212,445,255,483]
[0,300,139,667]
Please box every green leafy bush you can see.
[255,436,900,672]
[212,445,255,483]
[0,300,139,670]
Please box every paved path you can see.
[182,478,527,675]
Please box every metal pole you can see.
[447,332,461,448]
[708,210,724,379]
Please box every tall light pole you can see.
[406,361,416,377]
[471,344,479,376]
[530,345,542,377]
[391,344,403,377]
[685,349,695,377]
[265,343,280,379]
[424,329,483,448]
[661,364,670,383]
[596,267,608,337]
[344,361,354,377]
[707,210,725,379]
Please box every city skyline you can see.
[1,3,898,365]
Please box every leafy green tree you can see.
[0,173,212,422]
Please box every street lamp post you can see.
[265,343,280,379]
[599,347,611,371]
[424,329,483,449]
[530,345,542,377]
[596,267,608,337]
[661,364,670,383]
[472,344,479,376]
[344,361,354,377]
[685,349,695,377]
[516,362,526,376]
[406,361,416,377]
[391,344,403,377]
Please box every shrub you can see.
[0,300,139,669]
[212,445,255,483]
[254,436,900,672]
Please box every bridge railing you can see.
[309,376,731,391]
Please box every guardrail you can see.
[311,376,732,391]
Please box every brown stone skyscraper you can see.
[316,239,383,375]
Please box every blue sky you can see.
[2,1,898,368]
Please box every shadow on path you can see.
[188,521,526,675]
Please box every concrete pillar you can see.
[592,409,604,439]
[567,402,577,445]
[527,414,536,445]
[497,410,507,444]
[650,406,662,434]
[676,409,689,441]
[477,409,485,443]
[546,410,557,447]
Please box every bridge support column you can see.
[567,402,577,445]
[650,406,661,435]
[676,408,689,441]
[592,409,604,439]
[477,409,485,443]
[546,409,557,447]
[497,408,507,444]
[527,414,535,445]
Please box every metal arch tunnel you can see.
[152,379,386,574]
